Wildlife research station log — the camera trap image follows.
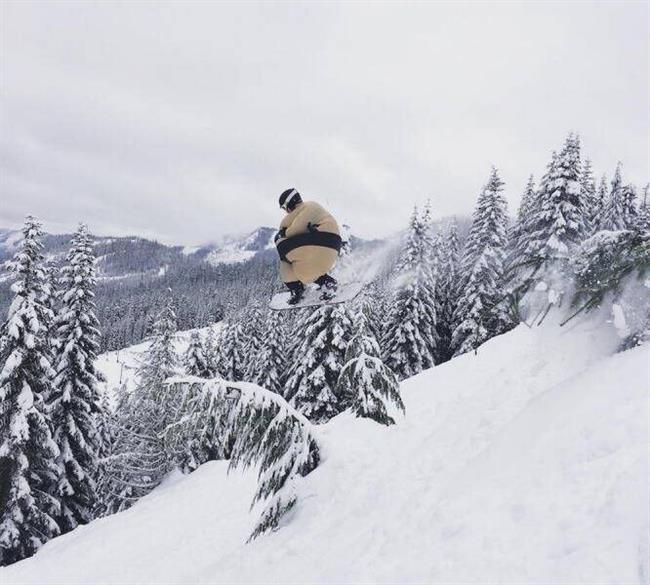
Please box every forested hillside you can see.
[0,132,648,578]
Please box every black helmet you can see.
[279,188,302,212]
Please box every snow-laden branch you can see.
[163,376,321,541]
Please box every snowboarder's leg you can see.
[314,273,338,300]
[280,259,297,284]
[280,261,305,304]
[285,280,306,305]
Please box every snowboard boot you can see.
[286,281,306,305]
[315,274,338,301]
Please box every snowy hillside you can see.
[204,227,277,266]
[4,310,648,584]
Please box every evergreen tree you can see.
[50,224,106,533]
[510,175,536,253]
[599,163,627,230]
[203,325,221,378]
[593,174,609,228]
[216,320,246,381]
[285,304,353,423]
[40,262,59,358]
[243,302,265,381]
[250,309,286,394]
[336,311,404,425]
[184,331,211,378]
[525,134,585,265]
[509,135,585,301]
[381,207,438,379]
[101,298,180,512]
[452,167,510,356]
[580,159,598,232]
[436,219,461,362]
[621,183,638,228]
[636,184,650,232]
[0,216,61,566]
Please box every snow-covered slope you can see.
[96,325,222,408]
[204,227,277,266]
[3,313,648,584]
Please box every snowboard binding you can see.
[315,274,338,301]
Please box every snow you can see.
[3,311,648,583]
[96,324,223,408]
[206,247,257,266]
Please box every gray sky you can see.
[1,1,648,245]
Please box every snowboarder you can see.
[275,188,342,305]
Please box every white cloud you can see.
[1,1,648,244]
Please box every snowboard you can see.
[270,281,364,311]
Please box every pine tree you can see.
[0,216,61,566]
[381,207,438,379]
[101,298,180,512]
[50,224,106,533]
[452,167,510,356]
[636,184,650,232]
[243,302,265,381]
[203,325,221,378]
[436,219,461,362]
[580,159,598,232]
[184,331,211,378]
[40,262,59,358]
[285,304,353,423]
[593,174,609,228]
[336,311,404,425]
[510,175,536,253]
[509,135,586,301]
[526,134,586,264]
[216,320,246,381]
[621,183,638,228]
[250,309,286,394]
[599,163,627,231]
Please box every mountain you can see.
[2,308,647,583]
[0,223,382,352]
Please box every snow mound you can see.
[3,314,648,584]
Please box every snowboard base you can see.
[270,282,364,311]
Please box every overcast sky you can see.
[1,1,648,245]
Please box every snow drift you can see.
[2,310,648,584]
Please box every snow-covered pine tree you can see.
[184,331,212,378]
[93,392,115,515]
[381,206,438,379]
[101,298,181,513]
[435,219,461,362]
[621,183,638,228]
[451,167,510,356]
[216,320,246,382]
[355,281,385,344]
[0,216,61,566]
[636,184,650,232]
[40,262,59,358]
[509,175,536,254]
[509,135,586,303]
[243,302,265,381]
[580,158,598,232]
[203,325,221,378]
[527,134,585,264]
[599,163,627,231]
[249,309,286,394]
[593,174,609,228]
[336,310,404,425]
[50,223,106,534]
[284,304,353,423]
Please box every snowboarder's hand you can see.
[274,228,286,242]
[307,222,319,233]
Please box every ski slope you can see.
[3,312,649,584]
